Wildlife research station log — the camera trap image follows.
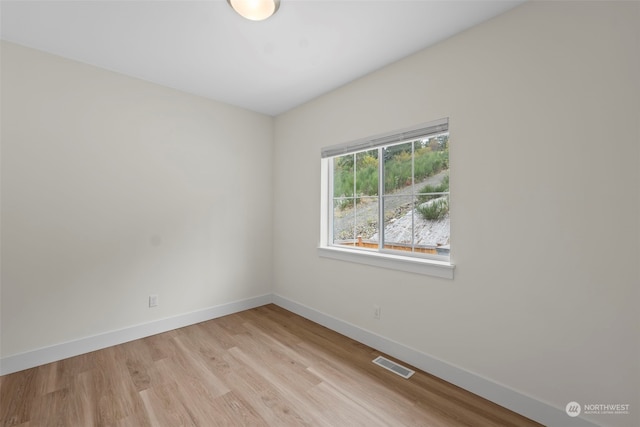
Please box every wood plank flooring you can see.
[0,304,543,426]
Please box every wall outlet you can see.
[373,304,381,320]
[149,294,159,308]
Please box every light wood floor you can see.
[1,304,543,426]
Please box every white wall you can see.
[1,41,273,357]
[274,2,639,427]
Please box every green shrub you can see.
[417,198,449,221]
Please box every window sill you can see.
[317,246,454,279]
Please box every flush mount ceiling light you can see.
[227,0,280,21]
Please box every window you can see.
[319,118,454,278]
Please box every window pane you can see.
[333,197,379,249]
[355,150,379,196]
[415,193,450,256]
[384,142,413,193]
[333,153,354,197]
[356,197,378,247]
[413,136,448,184]
[382,195,414,251]
[333,198,355,245]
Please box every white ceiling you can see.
[1,0,524,116]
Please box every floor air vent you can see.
[372,356,415,379]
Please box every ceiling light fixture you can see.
[227,0,280,21]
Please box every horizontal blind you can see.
[321,118,448,159]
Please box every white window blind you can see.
[321,118,448,159]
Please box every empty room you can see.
[1,1,638,426]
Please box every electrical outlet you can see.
[149,294,158,308]
[373,304,381,320]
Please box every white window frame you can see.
[319,118,455,279]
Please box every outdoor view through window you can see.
[330,132,449,260]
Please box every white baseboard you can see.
[0,294,272,376]
[271,293,601,427]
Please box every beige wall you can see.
[274,2,639,426]
[1,41,274,356]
